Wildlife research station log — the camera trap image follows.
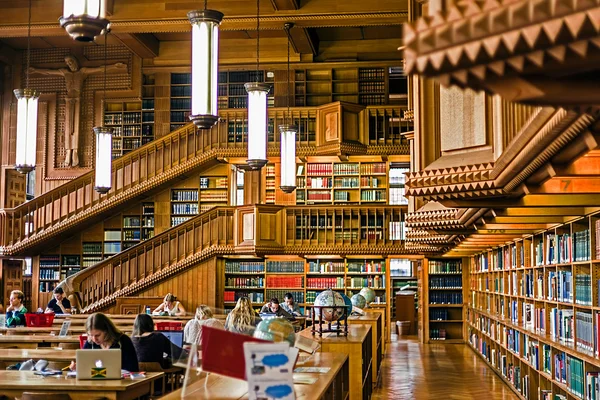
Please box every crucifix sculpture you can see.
[29,55,127,167]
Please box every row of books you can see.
[307,277,344,289]
[172,190,198,201]
[39,256,61,267]
[347,261,385,273]
[170,98,192,110]
[429,309,449,320]
[39,281,58,293]
[429,292,462,304]
[226,277,264,288]
[555,352,584,398]
[305,177,332,188]
[170,85,192,97]
[429,276,462,289]
[199,177,227,189]
[171,203,199,215]
[307,261,345,273]
[332,177,359,188]
[347,276,384,288]
[123,230,141,241]
[358,82,385,93]
[40,268,60,280]
[266,290,304,304]
[266,261,305,273]
[360,190,386,201]
[266,276,303,288]
[170,216,193,227]
[199,193,227,202]
[225,261,265,273]
[429,260,462,274]
[429,328,447,340]
[224,291,265,303]
[82,256,102,267]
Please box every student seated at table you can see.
[131,314,184,368]
[153,293,186,316]
[82,312,139,372]
[282,293,302,317]
[183,305,224,346]
[45,287,71,314]
[6,290,27,327]
[260,298,292,318]
[224,297,261,335]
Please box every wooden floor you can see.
[372,336,519,399]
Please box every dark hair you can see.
[54,287,64,295]
[284,293,293,300]
[270,298,279,305]
[86,313,123,345]
[132,314,155,336]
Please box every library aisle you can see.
[373,336,518,399]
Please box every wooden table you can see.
[0,335,80,349]
[298,325,372,400]
[0,370,163,400]
[348,312,382,384]
[0,325,133,335]
[0,348,76,369]
[159,352,349,400]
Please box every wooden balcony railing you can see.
[74,204,410,312]
[0,105,408,255]
[366,106,412,146]
[71,207,235,311]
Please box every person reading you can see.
[224,297,261,335]
[45,287,71,314]
[6,290,27,327]
[153,293,186,316]
[131,314,184,369]
[260,298,292,318]
[282,293,302,316]
[80,313,139,372]
[183,305,224,346]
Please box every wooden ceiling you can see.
[0,0,406,63]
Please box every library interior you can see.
[0,0,597,399]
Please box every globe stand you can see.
[311,306,348,336]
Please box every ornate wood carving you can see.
[403,0,600,107]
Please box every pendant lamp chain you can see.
[256,0,260,82]
[26,0,32,90]
[103,30,108,104]
[286,24,291,125]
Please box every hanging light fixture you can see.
[279,23,297,194]
[93,30,113,194]
[60,0,110,42]
[14,0,40,175]
[188,1,223,129]
[245,0,270,170]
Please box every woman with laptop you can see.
[82,313,140,372]
[153,293,186,316]
[131,314,185,368]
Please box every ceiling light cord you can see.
[285,25,291,125]
[26,0,32,90]
[103,30,108,105]
[256,0,260,82]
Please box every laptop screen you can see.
[161,330,184,348]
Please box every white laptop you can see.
[76,349,122,380]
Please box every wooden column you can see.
[243,170,263,205]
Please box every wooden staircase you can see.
[69,206,236,313]
[70,204,410,313]
[0,122,245,256]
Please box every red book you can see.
[201,326,267,381]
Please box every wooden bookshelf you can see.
[169,72,192,131]
[222,256,389,319]
[467,212,600,400]
[104,101,152,159]
[421,258,466,343]
[171,188,199,227]
[141,74,155,142]
[295,161,390,205]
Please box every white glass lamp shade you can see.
[14,89,40,174]
[93,126,113,193]
[244,82,270,170]
[279,124,297,193]
[60,0,109,42]
[188,10,224,129]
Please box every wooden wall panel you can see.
[134,257,219,313]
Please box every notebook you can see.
[76,349,122,380]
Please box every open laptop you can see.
[76,349,122,380]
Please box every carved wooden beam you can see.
[444,194,600,208]
[270,0,299,11]
[287,26,318,56]
[494,207,589,217]
[113,33,160,59]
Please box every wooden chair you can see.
[138,361,184,395]
[21,393,71,400]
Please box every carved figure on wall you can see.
[29,55,127,167]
